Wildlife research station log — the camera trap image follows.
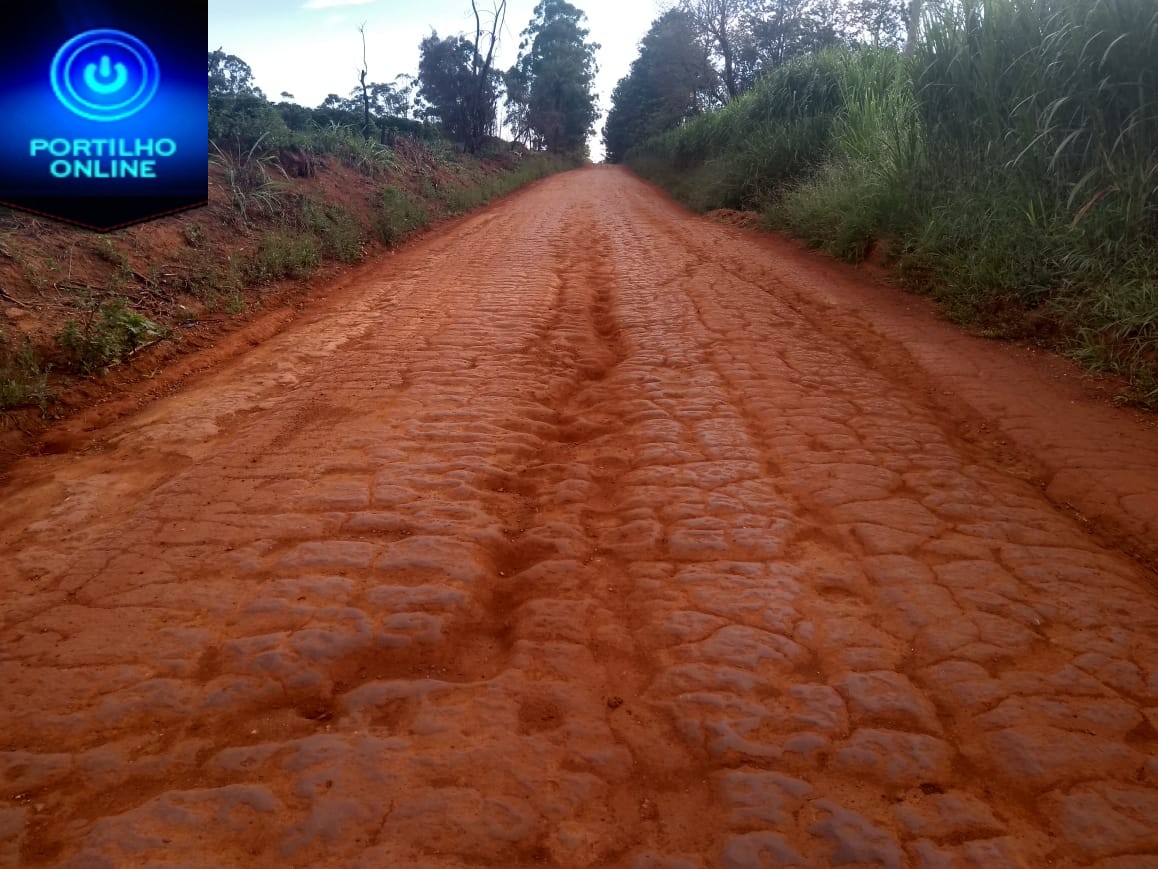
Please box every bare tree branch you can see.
[357,22,371,136]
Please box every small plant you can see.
[56,297,165,374]
[300,199,362,263]
[245,230,322,283]
[441,182,485,215]
[210,134,291,226]
[374,187,428,246]
[182,222,205,248]
[0,336,51,410]
[303,122,399,176]
[93,237,130,269]
[180,253,236,307]
[224,289,246,315]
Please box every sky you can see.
[207,0,663,159]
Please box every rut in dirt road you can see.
[1,167,1157,867]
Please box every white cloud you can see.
[302,0,376,10]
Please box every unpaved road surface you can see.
[2,167,1158,867]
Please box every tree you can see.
[415,3,505,153]
[741,0,847,75]
[679,0,745,100]
[357,23,372,136]
[506,0,600,154]
[417,32,475,142]
[207,50,287,146]
[369,77,414,119]
[843,0,908,47]
[904,0,923,52]
[208,49,262,98]
[603,11,717,161]
[466,0,508,153]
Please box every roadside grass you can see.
[0,335,51,410]
[440,154,580,215]
[245,230,323,283]
[0,131,578,415]
[304,123,400,178]
[626,0,1158,405]
[179,252,244,310]
[375,187,430,245]
[300,199,363,263]
[210,137,293,226]
[56,297,166,374]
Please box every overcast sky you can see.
[207,0,663,158]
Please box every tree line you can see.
[603,0,916,162]
[209,0,600,157]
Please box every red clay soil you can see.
[1,166,1156,867]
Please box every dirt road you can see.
[2,167,1157,867]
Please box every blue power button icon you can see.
[50,29,160,122]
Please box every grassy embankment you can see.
[0,130,576,414]
[628,0,1157,405]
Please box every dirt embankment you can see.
[0,140,570,467]
[0,167,1155,866]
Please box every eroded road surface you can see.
[2,167,1157,867]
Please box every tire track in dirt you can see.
[0,167,1155,867]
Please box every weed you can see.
[627,0,1158,396]
[211,135,292,225]
[374,187,428,246]
[245,230,322,283]
[56,297,165,374]
[182,222,205,248]
[224,289,246,315]
[301,123,399,177]
[300,199,362,263]
[0,336,51,410]
[93,237,130,269]
[180,252,242,308]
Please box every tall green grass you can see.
[628,0,1158,404]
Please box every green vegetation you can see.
[301,200,363,263]
[505,0,601,154]
[1,6,584,414]
[57,298,166,374]
[245,231,323,284]
[375,187,431,245]
[622,0,1158,404]
[0,335,51,411]
[603,10,717,164]
[440,153,580,213]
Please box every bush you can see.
[210,94,290,149]
[245,230,322,283]
[627,0,1158,403]
[299,123,400,177]
[374,187,429,245]
[301,199,363,263]
[211,137,293,226]
[180,252,243,309]
[56,298,165,374]
[0,336,51,410]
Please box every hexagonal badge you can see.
[0,2,207,231]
